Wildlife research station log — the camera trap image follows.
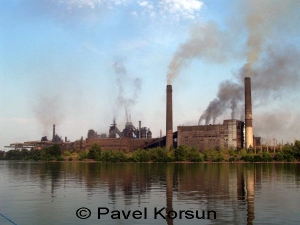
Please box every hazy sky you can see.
[1,0,300,150]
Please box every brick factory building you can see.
[177,119,244,151]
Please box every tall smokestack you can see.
[166,85,173,150]
[245,77,253,148]
[52,124,55,141]
[139,121,141,138]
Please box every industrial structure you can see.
[5,77,261,152]
[176,77,259,151]
[166,85,173,150]
[245,77,254,148]
[177,119,244,151]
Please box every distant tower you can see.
[52,124,55,141]
[166,85,173,150]
[245,77,254,148]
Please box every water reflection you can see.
[1,162,300,224]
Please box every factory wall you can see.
[76,137,160,152]
[177,119,244,151]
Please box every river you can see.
[0,161,299,225]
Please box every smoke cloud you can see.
[166,0,300,132]
[113,61,142,122]
[205,0,300,125]
[166,21,235,84]
[33,95,65,136]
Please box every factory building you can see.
[76,120,162,152]
[177,119,244,151]
[6,77,261,152]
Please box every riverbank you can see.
[1,142,300,163]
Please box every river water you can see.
[0,161,299,225]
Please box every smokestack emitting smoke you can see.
[166,85,173,150]
[113,61,142,123]
[52,124,55,141]
[245,77,253,148]
[139,120,141,138]
[166,0,300,142]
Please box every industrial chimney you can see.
[52,124,55,141]
[245,77,253,148]
[166,85,173,150]
[139,121,141,138]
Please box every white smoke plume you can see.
[113,61,142,122]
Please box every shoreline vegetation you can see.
[1,141,300,163]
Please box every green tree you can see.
[186,147,203,162]
[149,147,170,162]
[174,145,188,161]
[88,144,102,161]
[40,144,62,161]
[29,149,41,161]
[132,149,150,162]
[5,150,22,160]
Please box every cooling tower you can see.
[245,77,253,148]
[166,85,173,150]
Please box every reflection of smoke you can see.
[33,95,65,136]
[113,61,142,122]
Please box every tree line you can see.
[1,141,300,163]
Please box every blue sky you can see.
[1,0,300,149]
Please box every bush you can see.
[260,152,273,162]
[186,147,203,162]
[213,153,224,162]
[68,156,73,161]
[174,146,188,161]
[63,151,72,157]
[40,144,62,161]
[203,149,223,162]
[229,157,236,162]
[101,150,127,162]
[56,155,64,161]
[78,151,88,161]
[149,147,172,162]
[132,149,150,162]
[88,144,102,161]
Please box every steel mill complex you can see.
[6,77,261,152]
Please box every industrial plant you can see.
[5,77,261,152]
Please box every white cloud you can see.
[131,10,138,16]
[60,0,132,9]
[49,0,203,20]
[138,1,149,7]
[134,0,203,20]
[159,0,203,19]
